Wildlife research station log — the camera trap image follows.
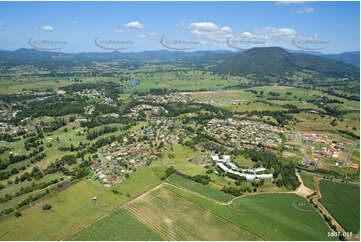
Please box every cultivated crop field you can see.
[67,208,163,241]
[319,180,360,233]
[165,184,332,241]
[124,185,261,241]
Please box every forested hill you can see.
[213,47,360,79]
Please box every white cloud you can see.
[237,27,297,44]
[292,6,314,14]
[124,21,144,29]
[0,21,5,27]
[114,28,123,33]
[72,20,78,25]
[188,22,232,41]
[148,32,159,36]
[41,25,54,31]
[137,34,146,39]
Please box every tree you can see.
[14,211,21,217]
[42,204,52,210]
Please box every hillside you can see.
[213,47,360,78]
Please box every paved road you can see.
[344,143,356,167]
[296,132,308,162]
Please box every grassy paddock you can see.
[300,172,316,190]
[319,180,360,233]
[124,186,260,241]
[167,174,234,203]
[164,184,332,241]
[67,208,163,241]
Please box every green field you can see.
[319,180,360,233]
[167,174,234,203]
[300,172,316,190]
[0,165,161,240]
[164,184,332,240]
[129,70,246,92]
[124,185,261,241]
[67,208,163,241]
[158,144,207,176]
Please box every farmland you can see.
[0,165,161,240]
[123,185,261,241]
[319,180,360,233]
[67,208,164,241]
[164,184,332,241]
[167,174,234,203]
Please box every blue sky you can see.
[0,1,359,53]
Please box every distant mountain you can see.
[287,49,360,66]
[0,47,358,71]
[324,51,360,67]
[213,47,360,78]
[0,48,237,68]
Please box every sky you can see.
[0,1,359,54]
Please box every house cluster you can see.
[299,132,356,168]
[133,94,190,104]
[123,104,168,119]
[196,99,246,106]
[73,89,104,99]
[203,118,283,149]
[212,154,273,181]
[92,118,186,184]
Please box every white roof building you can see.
[217,163,229,172]
[228,162,239,170]
[212,155,221,162]
[255,174,273,179]
[223,155,231,163]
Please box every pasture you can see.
[158,144,207,176]
[0,165,161,240]
[167,174,234,203]
[300,172,316,190]
[130,70,245,92]
[67,208,163,241]
[165,184,332,241]
[124,185,260,241]
[319,180,360,233]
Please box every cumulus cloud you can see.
[124,21,144,29]
[235,27,297,46]
[188,22,232,41]
[41,25,54,31]
[292,6,315,14]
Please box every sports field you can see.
[124,185,261,241]
[67,208,163,241]
[319,180,360,233]
[164,184,333,241]
[167,174,234,203]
